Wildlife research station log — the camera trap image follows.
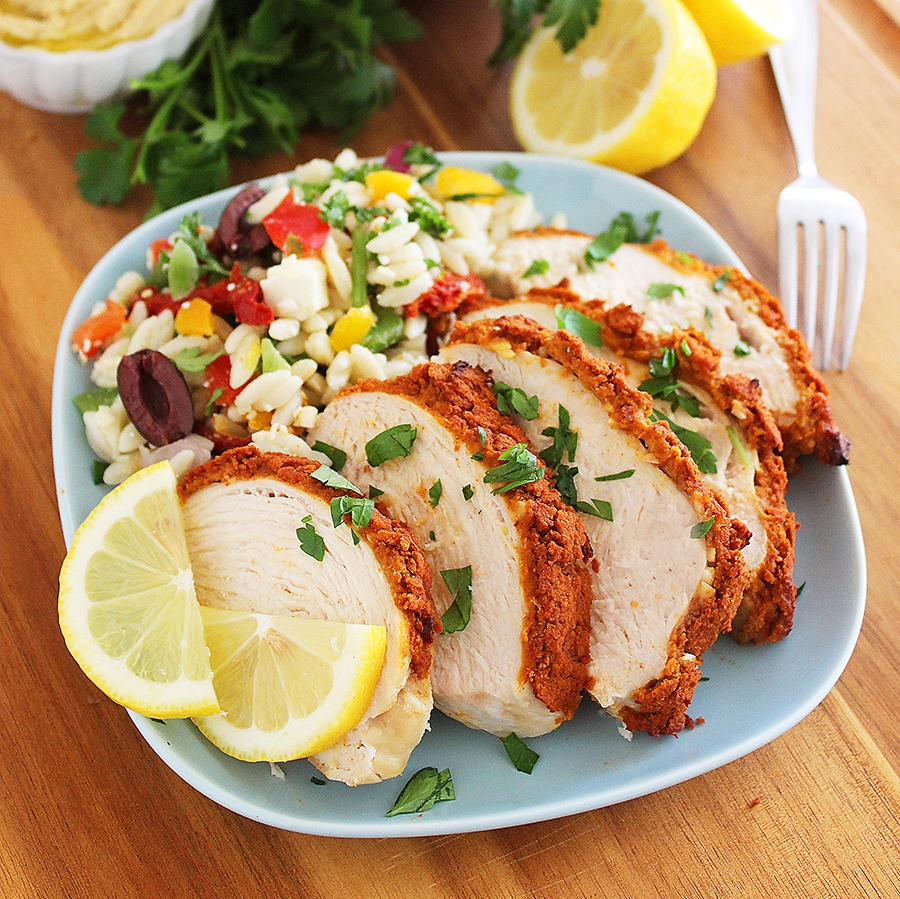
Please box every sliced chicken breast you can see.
[309,361,593,739]
[441,316,749,736]
[456,289,796,644]
[178,447,438,786]
[482,229,848,471]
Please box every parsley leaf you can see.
[523,258,550,278]
[440,566,474,634]
[72,386,119,414]
[296,518,326,561]
[734,339,752,357]
[713,270,733,292]
[429,479,443,507]
[584,211,660,267]
[483,443,543,494]
[492,160,523,193]
[595,469,635,482]
[646,282,685,300]
[462,484,475,501]
[311,441,348,471]
[311,464,362,495]
[172,347,224,374]
[690,516,715,539]
[502,733,540,774]
[539,405,578,470]
[493,382,540,420]
[365,424,417,467]
[555,305,602,347]
[407,196,451,238]
[576,498,613,521]
[489,0,601,64]
[386,767,455,817]
[652,410,718,474]
[330,495,375,529]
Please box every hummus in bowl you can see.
[0,0,213,112]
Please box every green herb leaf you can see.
[584,211,660,267]
[311,464,363,495]
[554,305,602,347]
[491,160,522,193]
[652,410,718,474]
[502,733,540,774]
[493,382,540,420]
[91,460,109,485]
[72,386,119,414]
[483,443,543,494]
[595,469,635,482]
[172,347,224,374]
[795,581,806,599]
[260,338,291,373]
[429,479,443,507]
[523,258,550,278]
[553,463,580,507]
[386,766,454,817]
[319,190,350,227]
[462,484,474,501]
[167,238,200,299]
[725,425,753,469]
[576,498,613,521]
[690,516,715,540]
[734,339,752,357]
[440,566,474,634]
[296,520,326,561]
[704,306,714,326]
[713,270,733,292]
[330,495,375,529]
[311,441,347,471]
[540,404,578,470]
[361,307,405,353]
[310,776,326,786]
[407,196,451,237]
[365,424,417,467]
[646,282,685,300]
[368,485,384,499]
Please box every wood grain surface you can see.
[1,1,898,896]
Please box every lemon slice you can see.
[193,608,387,762]
[509,0,717,174]
[680,0,795,66]
[58,462,218,718]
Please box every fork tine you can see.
[777,205,799,329]
[840,216,867,370]
[820,218,841,370]
[802,220,819,351]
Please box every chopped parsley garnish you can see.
[429,530,436,542]
[429,479,443,507]
[72,385,119,414]
[311,464,362,495]
[311,441,347,471]
[296,517,326,562]
[554,304,602,347]
[726,425,753,469]
[646,282,685,300]
[583,210,660,267]
[91,460,109,485]
[712,270,733,292]
[483,443,543,494]
[734,339,752,357]
[523,258,549,278]
[492,160,523,193]
[361,307,405,353]
[639,348,701,418]
[310,776,327,786]
[493,382,540,420]
[205,387,224,416]
[368,485,384,499]
[795,581,806,600]
[540,405,578,469]
[330,495,375,529]
[502,733,540,774]
[576,498,613,521]
[407,196,451,238]
[595,469,635,482]
[477,426,487,447]
[172,346,224,374]
[365,424,417,467]
[652,410,718,474]
[462,484,474,501]
[319,189,350,227]
[553,463,579,507]
[704,306,714,326]
[386,767,454,817]
[690,516,715,539]
[680,339,692,356]
[440,566,473,634]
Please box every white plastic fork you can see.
[769,0,867,370]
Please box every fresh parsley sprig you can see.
[489,0,602,65]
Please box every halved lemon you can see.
[58,462,218,718]
[509,0,717,174]
[193,608,387,762]
[680,0,795,66]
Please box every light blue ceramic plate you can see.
[52,153,866,837]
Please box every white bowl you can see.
[0,0,214,113]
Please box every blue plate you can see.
[52,153,866,837]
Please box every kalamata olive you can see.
[117,349,195,447]
[217,183,271,258]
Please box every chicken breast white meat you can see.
[481,229,848,471]
[178,447,439,786]
[308,361,593,739]
[441,316,749,735]
[455,288,796,645]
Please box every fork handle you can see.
[769,0,819,177]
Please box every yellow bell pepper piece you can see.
[329,306,376,353]
[174,298,215,336]
[434,166,505,204]
[365,170,416,204]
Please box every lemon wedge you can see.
[193,608,387,762]
[680,0,795,66]
[58,462,218,718]
[509,0,717,174]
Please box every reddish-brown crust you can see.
[178,445,439,678]
[446,315,751,736]
[466,287,798,645]
[338,361,594,719]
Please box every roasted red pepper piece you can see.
[262,193,330,255]
[405,272,486,318]
[71,299,128,358]
[202,353,248,408]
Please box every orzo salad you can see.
[70,145,554,486]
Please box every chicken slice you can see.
[309,361,593,738]
[440,316,749,736]
[178,447,438,786]
[456,288,796,644]
[481,228,848,471]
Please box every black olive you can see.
[117,349,194,447]
[217,183,271,258]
